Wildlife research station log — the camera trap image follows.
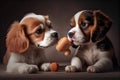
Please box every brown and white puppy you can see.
[65,10,117,72]
[3,13,58,74]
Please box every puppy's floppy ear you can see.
[91,10,112,42]
[6,21,29,53]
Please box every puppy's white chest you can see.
[77,45,99,65]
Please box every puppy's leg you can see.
[65,57,82,72]
[7,63,39,74]
[40,63,50,71]
[87,58,113,73]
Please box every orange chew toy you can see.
[56,37,72,56]
[50,62,59,72]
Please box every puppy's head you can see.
[6,13,58,53]
[67,10,112,47]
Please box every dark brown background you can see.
[0,0,120,65]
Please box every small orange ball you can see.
[50,62,59,72]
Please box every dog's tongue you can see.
[68,37,79,44]
[68,38,78,49]
[72,37,76,41]
[72,37,79,42]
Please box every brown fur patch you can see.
[91,10,112,42]
[70,17,76,27]
[29,31,45,44]
[77,11,94,43]
[21,18,42,34]
[21,18,45,44]
[6,22,29,53]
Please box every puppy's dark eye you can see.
[81,22,88,29]
[36,29,43,34]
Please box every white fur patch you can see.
[65,65,76,72]
[68,10,86,45]
[74,11,84,27]
[41,63,50,71]
[18,64,39,74]
[20,13,45,24]
[71,57,82,69]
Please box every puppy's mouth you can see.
[36,38,58,49]
[67,37,78,48]
[68,37,82,45]
[68,37,90,47]
[36,44,48,48]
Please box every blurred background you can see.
[0,0,119,65]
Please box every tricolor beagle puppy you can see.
[65,10,117,72]
[3,13,58,74]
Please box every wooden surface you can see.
[0,64,120,80]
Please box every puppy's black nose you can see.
[51,32,58,38]
[68,32,74,38]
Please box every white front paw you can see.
[65,65,77,72]
[41,63,50,71]
[18,65,39,74]
[87,66,97,73]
